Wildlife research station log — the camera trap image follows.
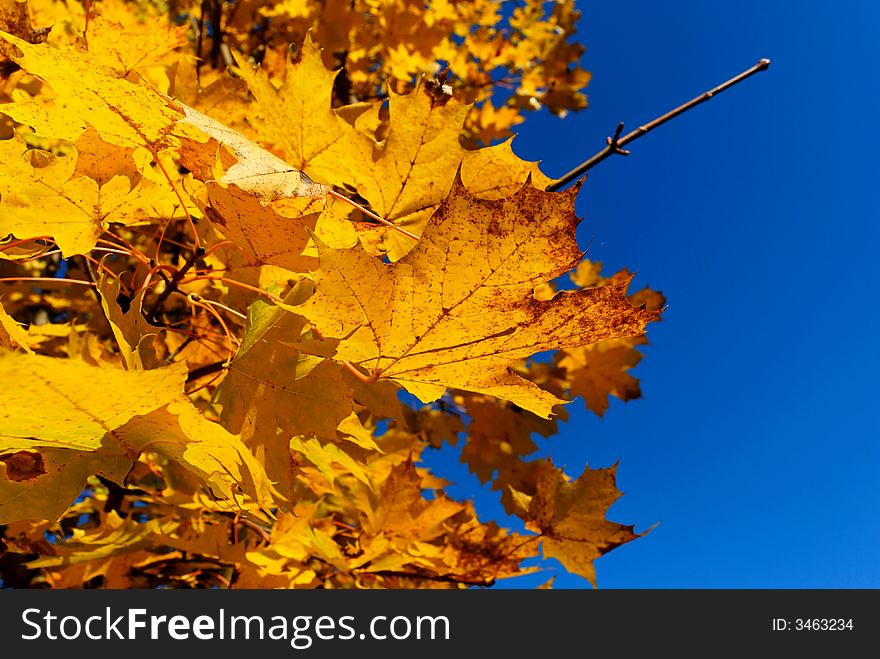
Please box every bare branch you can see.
[547,58,771,192]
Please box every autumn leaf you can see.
[458,393,554,483]
[290,435,372,490]
[0,135,157,256]
[232,33,362,188]
[175,101,333,270]
[0,297,31,352]
[215,283,365,499]
[558,337,647,416]
[0,130,187,256]
[96,270,161,370]
[0,30,181,148]
[292,179,658,417]
[519,460,646,587]
[347,82,471,257]
[234,35,556,261]
[460,137,553,201]
[85,14,188,80]
[553,261,666,416]
[26,512,179,568]
[0,352,276,523]
[0,352,184,523]
[113,397,279,513]
[0,0,48,70]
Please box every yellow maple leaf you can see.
[0,296,31,353]
[291,180,658,417]
[349,81,471,256]
[558,337,647,417]
[522,460,646,587]
[175,101,329,270]
[216,283,366,499]
[0,352,276,523]
[438,512,539,584]
[0,30,181,148]
[85,13,188,80]
[458,394,553,483]
[96,270,162,370]
[290,435,372,489]
[115,397,279,513]
[0,352,184,523]
[366,459,464,542]
[460,137,552,200]
[27,511,179,568]
[0,134,177,256]
[232,33,360,188]
[233,33,550,261]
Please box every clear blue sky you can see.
[424,0,880,587]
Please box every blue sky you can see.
[424,0,880,587]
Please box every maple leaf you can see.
[292,179,659,417]
[365,459,464,543]
[96,270,161,370]
[551,261,666,415]
[232,33,360,188]
[290,436,372,490]
[460,138,553,201]
[234,35,556,261]
[173,101,332,270]
[347,82,471,255]
[0,352,183,523]
[458,393,555,483]
[0,30,181,148]
[85,14,188,80]
[0,131,186,259]
[0,135,172,256]
[215,283,368,499]
[26,511,179,568]
[0,297,31,353]
[438,513,539,584]
[351,459,465,576]
[519,460,646,587]
[0,352,276,523]
[558,337,647,417]
[0,0,48,73]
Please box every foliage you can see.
[0,0,663,589]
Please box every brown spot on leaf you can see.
[0,451,46,482]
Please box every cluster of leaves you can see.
[0,0,663,589]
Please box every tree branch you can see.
[148,246,206,321]
[185,359,228,383]
[547,58,771,192]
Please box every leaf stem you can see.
[181,275,285,305]
[327,189,420,241]
[154,154,200,249]
[341,360,373,383]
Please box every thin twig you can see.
[185,360,228,383]
[181,275,285,305]
[154,155,200,249]
[148,246,206,320]
[547,58,771,192]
